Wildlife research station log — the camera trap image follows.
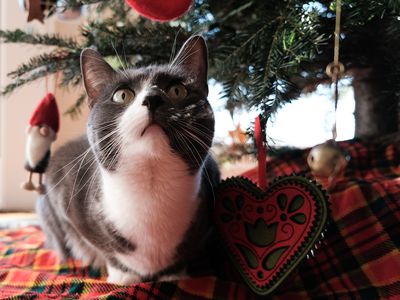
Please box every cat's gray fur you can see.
[37,36,220,284]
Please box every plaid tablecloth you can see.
[0,139,399,299]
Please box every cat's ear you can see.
[81,49,115,107]
[172,35,208,95]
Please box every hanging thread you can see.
[325,0,345,140]
[45,67,49,94]
[254,115,267,190]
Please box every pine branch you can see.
[1,51,80,95]
[1,0,399,129]
[0,29,78,49]
[58,0,105,7]
[64,93,87,118]
[7,50,75,79]
[214,1,328,119]
[81,20,189,65]
[2,69,48,95]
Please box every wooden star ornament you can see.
[27,0,45,23]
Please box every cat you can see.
[36,35,220,284]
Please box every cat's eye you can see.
[167,83,188,101]
[112,88,135,104]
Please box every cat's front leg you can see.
[158,270,187,282]
[106,264,142,285]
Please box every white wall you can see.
[0,1,88,211]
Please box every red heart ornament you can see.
[215,175,329,295]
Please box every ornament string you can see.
[45,67,49,94]
[325,0,344,140]
[53,70,59,94]
[254,115,267,190]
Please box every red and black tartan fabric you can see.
[0,139,399,299]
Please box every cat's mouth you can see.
[141,122,161,136]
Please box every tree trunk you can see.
[352,68,399,139]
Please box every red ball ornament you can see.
[125,0,192,22]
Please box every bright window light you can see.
[208,80,355,148]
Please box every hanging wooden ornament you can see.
[308,0,349,184]
[215,116,329,296]
[26,0,44,22]
[24,0,57,23]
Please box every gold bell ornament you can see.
[307,140,349,182]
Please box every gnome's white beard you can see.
[26,126,56,169]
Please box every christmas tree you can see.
[1,0,399,139]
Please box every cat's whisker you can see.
[174,130,217,204]
[170,37,195,67]
[178,125,214,153]
[84,166,101,211]
[173,128,206,171]
[173,120,214,141]
[66,127,121,204]
[91,120,121,131]
[67,156,99,212]
[111,41,129,79]
[174,131,201,169]
[168,116,212,134]
[172,35,198,66]
[67,134,122,211]
[106,141,123,172]
[173,129,217,203]
[98,138,123,171]
[51,118,124,177]
[169,108,214,132]
[170,36,201,68]
[170,48,200,69]
[179,128,210,159]
[168,29,181,66]
[44,149,95,197]
[122,43,130,70]
[50,147,93,176]
[54,121,119,176]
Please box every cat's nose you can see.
[142,88,164,113]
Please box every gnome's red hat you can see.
[29,93,60,133]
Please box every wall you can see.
[0,1,88,211]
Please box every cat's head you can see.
[80,36,214,172]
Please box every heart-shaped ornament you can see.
[214,116,329,295]
[215,175,329,295]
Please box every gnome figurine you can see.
[21,93,59,194]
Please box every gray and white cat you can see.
[37,36,220,284]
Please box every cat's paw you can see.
[158,271,187,282]
[106,264,142,285]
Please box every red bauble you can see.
[125,0,192,22]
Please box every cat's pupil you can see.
[122,93,126,100]
[174,88,179,96]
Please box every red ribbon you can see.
[254,115,266,190]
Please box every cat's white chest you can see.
[100,137,201,276]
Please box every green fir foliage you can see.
[1,0,399,120]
